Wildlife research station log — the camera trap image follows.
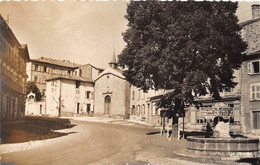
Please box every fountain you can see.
[186,121,259,159]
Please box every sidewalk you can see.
[61,116,157,127]
[126,119,157,127]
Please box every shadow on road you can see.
[146,131,161,135]
[235,158,260,165]
[1,116,77,144]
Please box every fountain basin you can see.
[187,136,259,158]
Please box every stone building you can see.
[26,57,103,115]
[239,4,260,135]
[94,54,130,118]
[0,14,30,121]
[45,75,94,117]
[130,86,173,125]
[27,57,103,99]
[25,92,46,116]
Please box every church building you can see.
[94,53,130,118]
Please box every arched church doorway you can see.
[104,95,111,115]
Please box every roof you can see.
[239,17,260,27]
[30,57,81,68]
[148,89,175,102]
[46,75,93,83]
[78,63,104,71]
[19,44,30,61]
[194,94,240,103]
[243,50,260,61]
[94,67,125,82]
[0,14,21,47]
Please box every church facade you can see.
[94,55,130,118]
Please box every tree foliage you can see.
[26,81,42,101]
[119,1,247,113]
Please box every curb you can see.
[126,120,156,127]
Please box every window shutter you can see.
[248,62,251,74]
[253,112,257,129]
[251,85,255,100]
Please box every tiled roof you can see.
[46,75,93,83]
[194,94,240,103]
[78,63,104,71]
[239,17,260,27]
[94,67,125,82]
[243,50,260,61]
[30,57,81,68]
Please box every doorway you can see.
[40,105,42,114]
[104,95,111,115]
[77,103,80,114]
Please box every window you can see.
[132,91,135,100]
[34,76,38,83]
[248,61,260,74]
[79,69,82,77]
[138,90,141,100]
[143,91,145,100]
[76,81,80,88]
[252,111,260,129]
[85,91,91,99]
[44,66,47,72]
[32,64,36,71]
[37,65,41,72]
[131,105,135,115]
[42,89,46,96]
[250,83,260,100]
[87,104,91,113]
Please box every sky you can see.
[0,1,259,69]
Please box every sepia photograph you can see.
[0,0,260,164]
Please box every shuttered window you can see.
[248,61,260,74]
[252,111,260,129]
[250,83,260,100]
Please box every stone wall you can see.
[241,20,260,54]
[240,62,260,135]
[94,73,128,117]
[240,18,260,135]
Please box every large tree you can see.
[119,1,247,114]
[25,81,42,101]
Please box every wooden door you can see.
[104,95,111,115]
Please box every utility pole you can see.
[58,81,62,117]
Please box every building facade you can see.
[130,86,173,125]
[26,57,103,99]
[239,5,260,135]
[46,76,94,117]
[0,14,30,121]
[26,57,103,116]
[94,55,130,118]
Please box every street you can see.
[0,119,213,165]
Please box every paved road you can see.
[0,120,210,165]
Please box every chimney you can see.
[252,4,260,19]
